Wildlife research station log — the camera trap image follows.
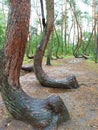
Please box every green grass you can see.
[85,59,98,71]
[63,55,74,59]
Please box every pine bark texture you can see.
[4,0,30,88]
[0,0,70,129]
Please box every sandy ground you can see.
[0,58,98,130]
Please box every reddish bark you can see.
[4,0,30,88]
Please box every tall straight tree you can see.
[0,0,70,129]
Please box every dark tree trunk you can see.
[0,0,70,129]
[46,33,54,66]
[40,0,46,28]
[95,34,98,63]
[54,27,61,59]
[46,54,51,65]
[34,0,79,89]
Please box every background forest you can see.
[0,0,98,63]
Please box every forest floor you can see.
[0,57,98,130]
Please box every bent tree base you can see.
[1,83,70,130]
[34,45,79,89]
[0,51,70,130]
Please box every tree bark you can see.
[21,65,34,72]
[0,0,70,129]
[34,0,79,89]
[40,0,46,28]
[46,32,54,66]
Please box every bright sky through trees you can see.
[0,0,92,26]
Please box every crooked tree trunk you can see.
[0,0,70,129]
[22,65,34,72]
[69,0,83,58]
[34,0,79,89]
[0,51,70,129]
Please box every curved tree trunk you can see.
[34,0,79,89]
[21,65,34,72]
[0,0,70,129]
[69,0,83,58]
